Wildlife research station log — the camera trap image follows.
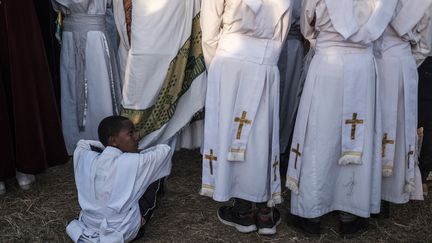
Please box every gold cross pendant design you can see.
[234,111,252,140]
[345,113,364,140]
[381,133,395,158]
[204,149,217,175]
[273,156,278,181]
[291,143,301,169]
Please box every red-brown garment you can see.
[0,0,68,181]
[33,0,62,110]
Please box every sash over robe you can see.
[376,0,432,203]
[226,0,292,161]
[286,0,398,194]
[286,0,397,218]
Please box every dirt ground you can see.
[0,149,431,242]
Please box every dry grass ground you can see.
[0,149,431,242]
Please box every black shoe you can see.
[217,205,257,233]
[339,217,368,239]
[371,201,390,219]
[256,207,281,235]
[287,214,321,237]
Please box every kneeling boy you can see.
[67,116,172,242]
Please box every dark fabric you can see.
[418,57,432,183]
[0,22,15,179]
[419,121,432,183]
[134,178,164,240]
[139,179,164,223]
[418,57,432,124]
[0,0,68,181]
[33,0,62,110]
[256,202,269,209]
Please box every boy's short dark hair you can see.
[98,116,130,146]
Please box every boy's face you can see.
[110,120,139,153]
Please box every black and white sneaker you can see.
[217,205,257,233]
[256,207,281,235]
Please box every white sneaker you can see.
[16,171,36,190]
[0,181,5,195]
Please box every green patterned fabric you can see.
[121,13,206,139]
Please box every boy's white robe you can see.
[66,140,171,243]
[376,0,432,203]
[286,0,397,218]
[200,0,292,205]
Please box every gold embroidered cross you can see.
[204,149,217,175]
[345,113,364,140]
[272,156,278,181]
[381,133,395,157]
[407,147,414,169]
[291,143,301,169]
[234,111,252,139]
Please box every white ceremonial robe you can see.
[52,0,122,155]
[376,0,432,204]
[286,0,397,218]
[113,0,206,149]
[176,120,204,150]
[66,140,171,243]
[200,0,292,205]
[278,0,305,154]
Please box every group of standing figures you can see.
[202,0,432,237]
[1,0,432,241]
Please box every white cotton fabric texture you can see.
[286,0,397,218]
[67,140,171,243]
[201,0,292,206]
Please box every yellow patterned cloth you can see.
[121,14,206,140]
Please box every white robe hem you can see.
[201,188,282,205]
[291,204,378,218]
